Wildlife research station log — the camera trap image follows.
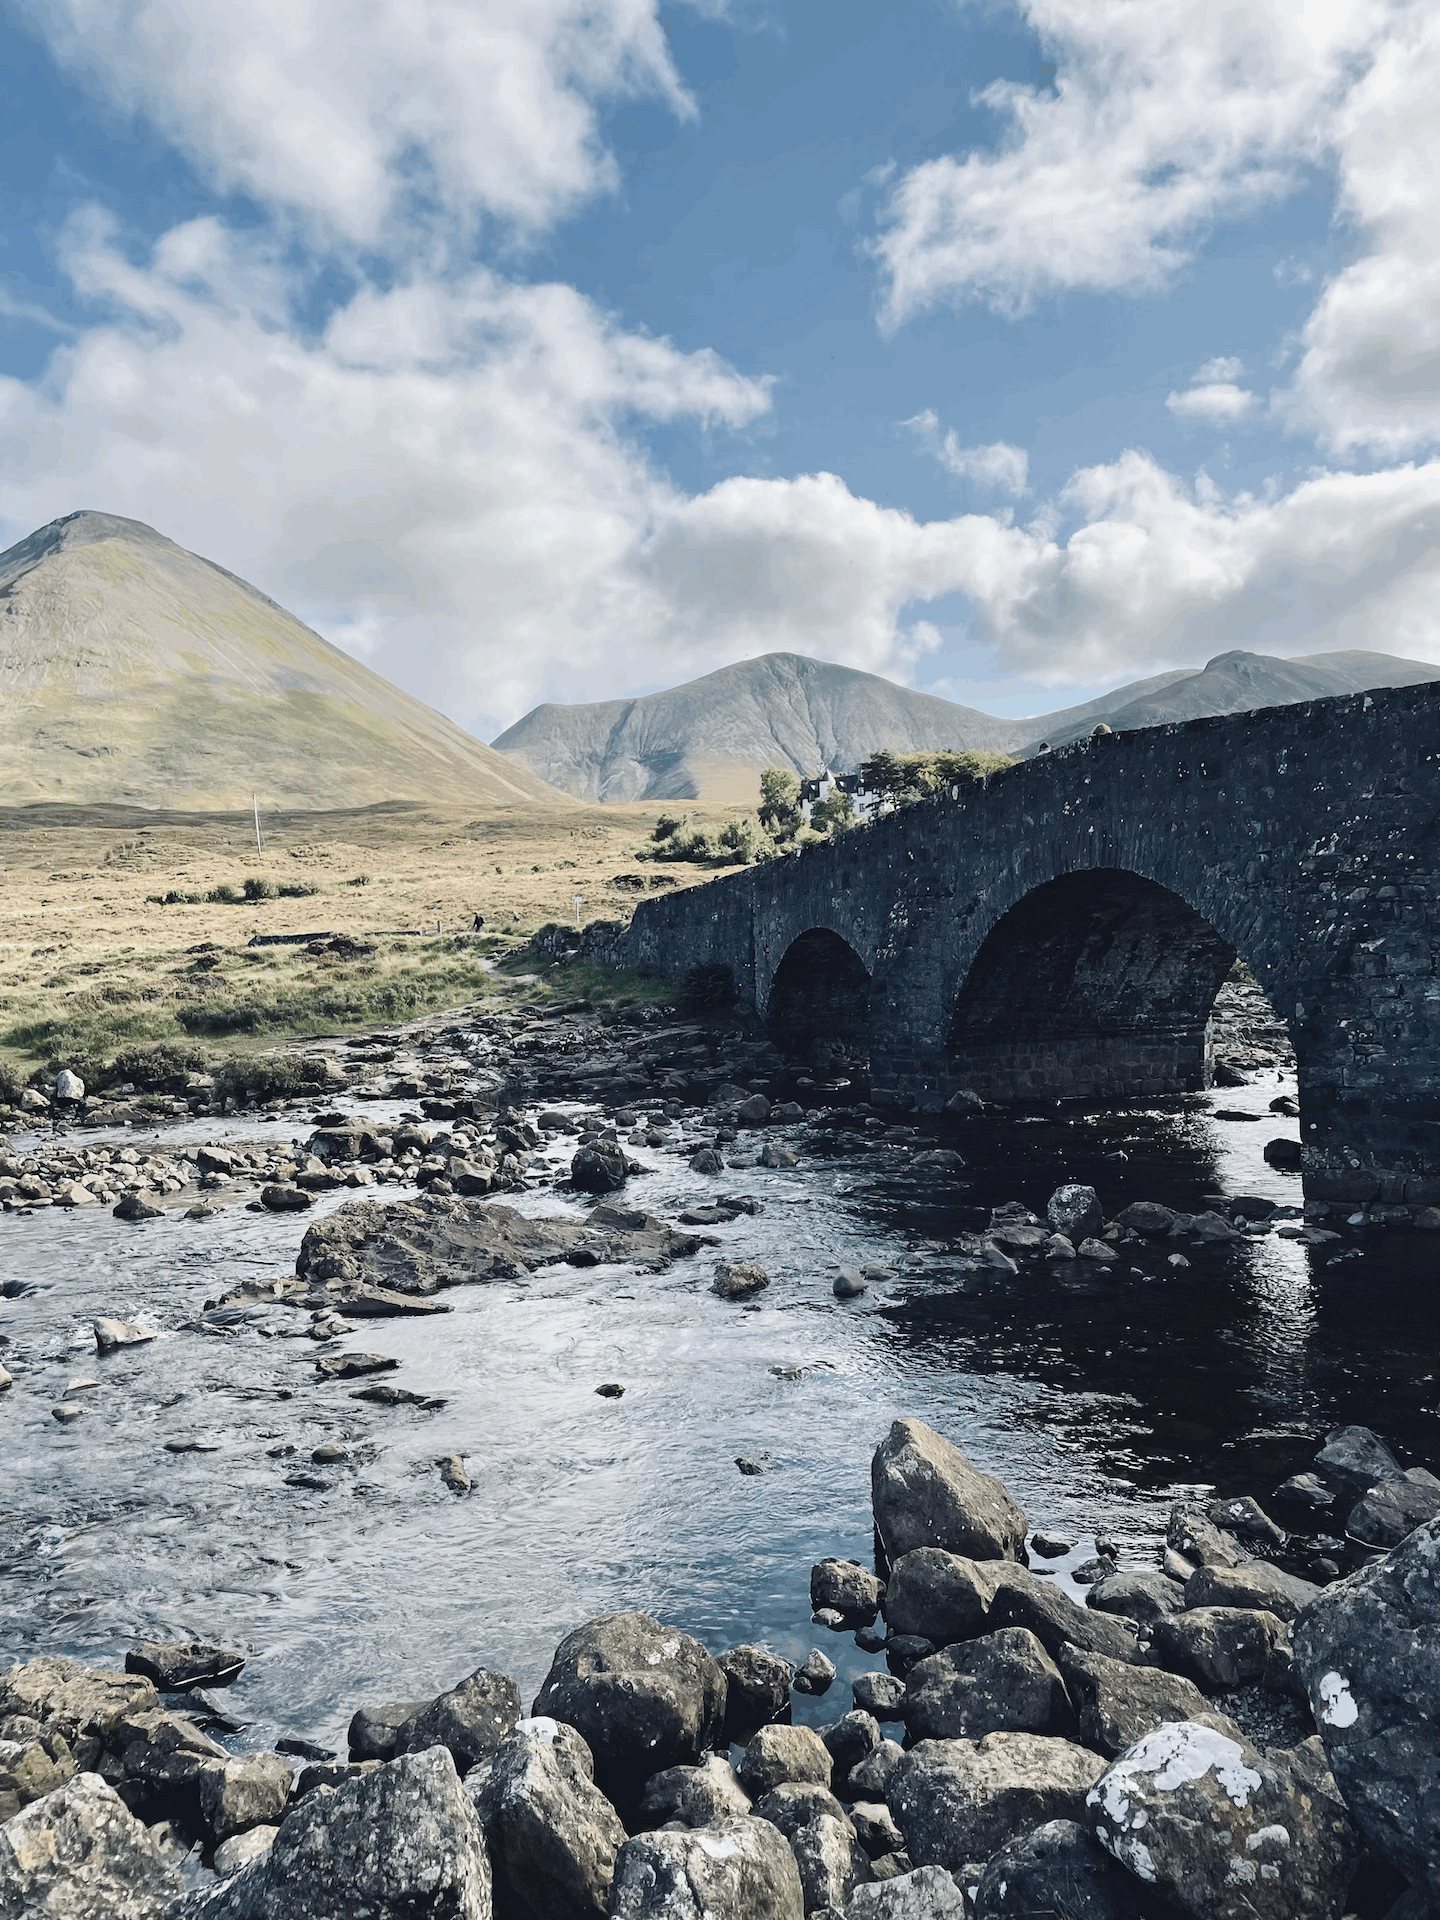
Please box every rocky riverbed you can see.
[3,969,1438,1915]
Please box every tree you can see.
[758,766,802,837]
[717,815,761,863]
[809,790,854,834]
[859,749,905,805]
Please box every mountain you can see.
[492,653,1029,805]
[0,511,563,812]
[492,647,1439,803]
[1020,649,1440,751]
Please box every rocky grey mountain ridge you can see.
[492,647,1439,802]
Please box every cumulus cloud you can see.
[29,0,691,243]
[1165,381,1256,424]
[905,411,1029,493]
[875,0,1389,324]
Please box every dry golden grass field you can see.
[0,798,735,1081]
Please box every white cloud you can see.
[906,412,1030,494]
[29,0,691,243]
[876,0,1389,324]
[5,216,1436,736]
[1196,357,1244,384]
[1165,382,1256,423]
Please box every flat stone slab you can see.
[126,1640,246,1691]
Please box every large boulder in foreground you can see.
[0,1771,182,1919]
[887,1732,1105,1871]
[532,1613,726,1816]
[1291,1516,1440,1907]
[871,1420,1027,1565]
[1086,1720,1359,1920]
[607,1817,803,1919]
[1056,1645,1246,1759]
[176,1748,492,1918]
[902,1629,1073,1741]
[468,1718,625,1920]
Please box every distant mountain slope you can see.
[493,646,1439,802]
[1024,649,1440,752]
[492,652,1028,804]
[0,511,563,811]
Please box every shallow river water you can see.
[2,1069,1436,1760]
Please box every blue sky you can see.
[1,0,1437,736]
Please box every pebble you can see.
[51,1402,84,1423]
[437,1454,471,1492]
[736,1455,768,1476]
[594,1383,625,1398]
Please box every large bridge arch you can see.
[945,868,1250,1099]
[766,926,873,1056]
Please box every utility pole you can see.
[252,794,263,858]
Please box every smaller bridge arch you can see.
[766,926,872,1057]
[947,869,1248,1099]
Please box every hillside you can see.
[493,647,1438,801]
[0,511,563,811]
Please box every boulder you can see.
[887,1733,1106,1872]
[126,1642,245,1692]
[752,1781,850,1840]
[1185,1560,1320,1622]
[571,1143,628,1193]
[261,1185,315,1212]
[820,1712,880,1794]
[214,1826,278,1878]
[986,1569,1141,1666]
[1166,1504,1241,1569]
[0,1726,75,1817]
[845,1864,967,1917]
[851,1674,906,1721]
[198,1753,292,1842]
[1208,1495,1287,1550]
[790,1813,871,1913]
[1313,1425,1403,1503]
[811,1560,884,1625]
[1149,1607,1286,1691]
[0,1657,156,1765]
[735,1094,771,1126]
[607,1817,804,1919]
[971,1818,1140,1919]
[468,1718,625,1920]
[1056,1646,1246,1758]
[0,1770,182,1919]
[1085,1572,1186,1624]
[902,1630,1072,1741]
[882,1549,1006,1645]
[717,1646,791,1745]
[532,1613,725,1816]
[638,1754,751,1829]
[871,1420,1027,1565]
[847,1742,903,1803]
[689,1149,725,1175]
[100,1705,228,1824]
[94,1317,156,1355]
[1291,1516,1440,1906]
[737,1725,832,1798]
[792,1651,836,1696]
[849,1802,903,1860]
[176,1747,492,1918]
[1114,1201,1175,1237]
[347,1700,428,1762]
[394,1666,522,1775]
[1046,1186,1103,1241]
[1346,1472,1440,1549]
[1086,1721,1359,1920]
[711,1261,770,1300]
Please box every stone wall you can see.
[623,682,1440,1206]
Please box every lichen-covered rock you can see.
[1046,1186,1103,1241]
[1149,1607,1285,1691]
[1291,1517,1440,1906]
[882,1551,1007,1646]
[717,1646,792,1745]
[638,1754,752,1829]
[844,1863,968,1918]
[468,1718,625,1920]
[871,1422,1027,1564]
[737,1726,833,1799]
[971,1818,1140,1919]
[198,1753,292,1842]
[175,1747,492,1918]
[1056,1646,1246,1758]
[789,1813,871,1913]
[887,1733,1105,1872]
[533,1614,726,1816]
[607,1817,804,1918]
[394,1666,522,1775]
[0,1771,182,1919]
[902,1630,1073,1741]
[1086,1720,1359,1920]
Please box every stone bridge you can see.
[623,681,1440,1208]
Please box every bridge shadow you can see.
[949,869,1263,1101]
[768,927,872,1073]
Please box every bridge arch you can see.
[766,926,872,1057]
[947,868,1249,1099]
